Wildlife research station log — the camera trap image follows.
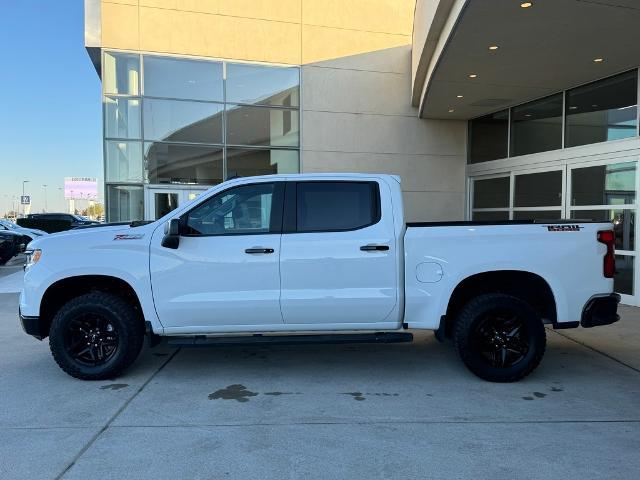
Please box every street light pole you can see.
[42,184,48,212]
[22,180,30,217]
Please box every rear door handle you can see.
[245,247,275,254]
[360,244,389,252]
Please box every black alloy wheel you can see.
[454,293,546,382]
[64,314,119,366]
[471,309,529,369]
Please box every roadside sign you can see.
[20,195,31,205]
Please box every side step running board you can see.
[167,332,413,348]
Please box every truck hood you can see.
[27,222,159,251]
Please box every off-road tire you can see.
[49,292,144,380]
[454,293,546,382]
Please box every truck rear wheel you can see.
[453,293,546,382]
[49,292,144,380]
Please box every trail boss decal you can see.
[113,234,145,240]
[546,225,583,232]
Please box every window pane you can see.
[226,148,299,178]
[297,182,377,232]
[468,110,508,163]
[226,105,299,147]
[103,52,139,95]
[154,193,179,220]
[185,183,275,235]
[513,210,562,220]
[105,97,141,139]
[566,71,638,148]
[473,177,510,208]
[571,162,636,206]
[107,185,144,222]
[514,170,562,207]
[226,63,299,106]
[510,94,563,156]
[570,209,635,250]
[145,142,223,185]
[105,141,143,183]
[471,211,510,221]
[143,56,223,101]
[614,255,634,295]
[143,99,223,144]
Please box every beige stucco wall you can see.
[301,46,466,221]
[96,0,467,221]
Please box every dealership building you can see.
[85,0,640,303]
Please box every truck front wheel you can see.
[49,292,145,380]
[453,293,546,382]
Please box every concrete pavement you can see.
[0,266,639,479]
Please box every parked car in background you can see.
[0,219,47,242]
[0,230,28,265]
[17,213,101,233]
[27,213,101,228]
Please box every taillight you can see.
[597,230,615,278]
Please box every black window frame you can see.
[283,180,381,234]
[179,181,285,237]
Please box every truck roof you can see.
[231,173,402,183]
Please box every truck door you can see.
[149,181,285,330]
[279,180,398,326]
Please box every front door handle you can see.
[245,247,275,254]
[360,244,389,252]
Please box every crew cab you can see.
[19,174,620,382]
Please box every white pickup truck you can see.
[19,173,620,382]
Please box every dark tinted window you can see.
[468,110,508,163]
[296,182,379,232]
[473,177,510,208]
[185,183,276,235]
[510,93,563,156]
[514,170,562,207]
[565,70,638,148]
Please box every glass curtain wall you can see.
[468,70,638,165]
[103,51,301,221]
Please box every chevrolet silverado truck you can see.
[19,173,620,382]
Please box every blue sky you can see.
[0,1,102,215]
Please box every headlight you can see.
[25,249,42,268]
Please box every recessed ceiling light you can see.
[592,104,599,108]
[469,74,477,78]
[489,45,499,51]
[524,114,532,117]
[593,57,604,63]
[457,95,464,98]
[520,2,532,8]
[448,109,455,113]
[569,106,578,110]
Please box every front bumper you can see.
[581,293,621,328]
[19,308,46,340]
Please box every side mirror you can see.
[161,218,181,249]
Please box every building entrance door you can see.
[144,186,209,220]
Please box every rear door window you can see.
[296,181,379,232]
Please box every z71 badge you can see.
[546,225,583,232]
